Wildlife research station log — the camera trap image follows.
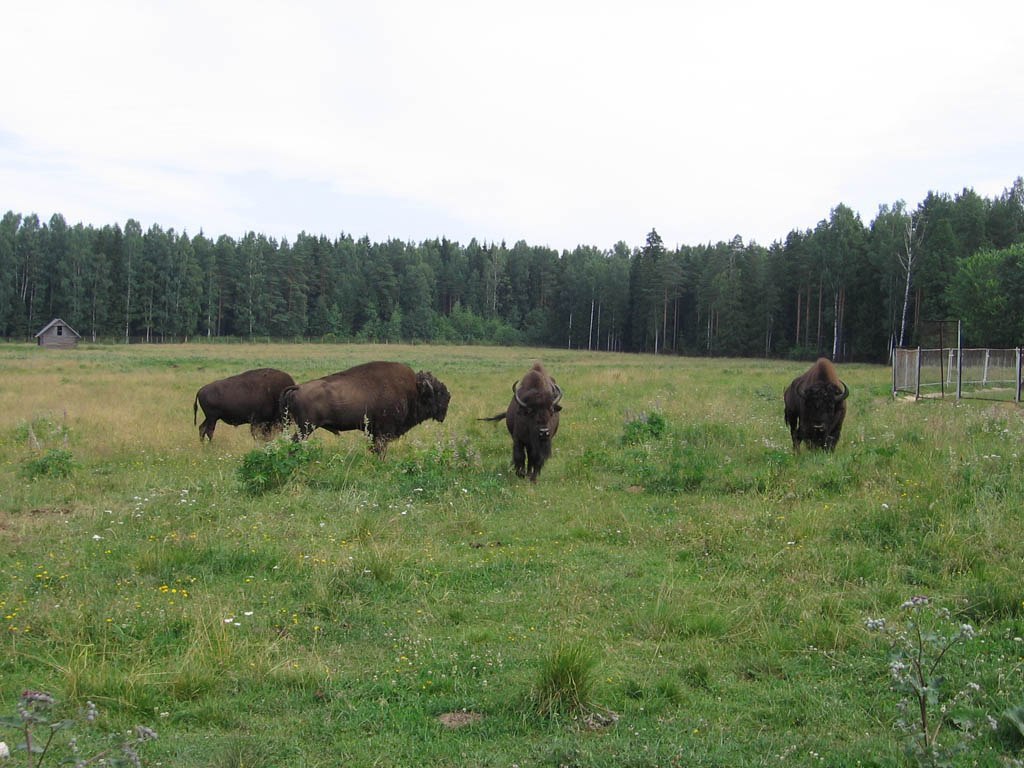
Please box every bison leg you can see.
[512,442,527,478]
[199,418,216,442]
[784,409,801,453]
[371,435,390,460]
[526,446,547,483]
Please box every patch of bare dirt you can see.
[437,711,483,729]
[29,507,72,516]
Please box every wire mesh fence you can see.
[893,345,1023,401]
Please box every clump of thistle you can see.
[0,689,157,767]
[866,596,995,767]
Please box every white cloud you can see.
[2,0,1022,249]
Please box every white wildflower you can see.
[0,741,9,759]
[889,660,909,681]
[900,596,929,610]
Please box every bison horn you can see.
[513,381,528,409]
[835,382,850,402]
[552,383,563,405]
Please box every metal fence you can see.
[893,345,1023,401]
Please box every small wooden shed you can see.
[35,318,81,349]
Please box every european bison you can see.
[482,362,563,482]
[280,361,451,457]
[193,367,296,442]
[783,358,849,452]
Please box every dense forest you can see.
[2,177,1023,361]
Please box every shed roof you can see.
[35,318,82,338]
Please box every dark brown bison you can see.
[783,358,849,452]
[280,361,451,457]
[481,362,563,482]
[193,367,296,442]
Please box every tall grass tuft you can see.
[533,642,600,718]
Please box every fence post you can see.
[946,349,954,387]
[956,320,963,400]
[892,349,897,397]
[916,346,922,400]
[1017,347,1022,403]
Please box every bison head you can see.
[513,379,562,441]
[798,380,849,444]
[416,371,451,423]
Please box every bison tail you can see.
[279,385,298,423]
[478,413,506,422]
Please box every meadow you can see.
[1,342,1022,767]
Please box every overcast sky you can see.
[2,1,1022,252]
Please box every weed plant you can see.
[0,690,156,766]
[621,410,667,445]
[867,597,993,767]
[236,437,323,495]
[18,413,75,479]
[22,448,75,480]
[1,343,1023,766]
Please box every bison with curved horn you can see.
[783,357,849,452]
[280,361,451,458]
[481,362,563,482]
[193,367,297,442]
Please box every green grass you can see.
[1,342,1023,766]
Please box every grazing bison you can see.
[481,362,563,482]
[193,367,296,442]
[280,361,451,457]
[783,358,849,452]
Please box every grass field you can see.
[1,343,1022,767]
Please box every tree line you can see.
[2,177,1022,361]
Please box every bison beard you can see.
[193,368,296,442]
[481,362,563,482]
[783,358,849,452]
[280,361,450,458]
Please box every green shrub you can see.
[621,411,667,445]
[237,438,322,495]
[395,437,482,495]
[22,448,76,479]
